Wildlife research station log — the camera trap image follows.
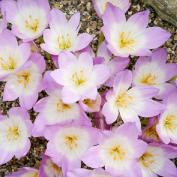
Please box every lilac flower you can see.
[67,168,113,177]
[44,124,98,173]
[133,48,177,99]
[156,91,177,144]
[0,107,32,165]
[1,0,50,41]
[41,9,93,55]
[32,72,89,137]
[39,155,63,177]
[97,41,129,86]
[51,52,110,103]
[93,0,130,17]
[102,70,164,129]
[0,30,31,80]
[82,123,147,176]
[102,4,171,57]
[3,53,45,110]
[5,167,38,177]
[138,144,177,177]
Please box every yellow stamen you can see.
[17,71,31,88]
[164,114,177,130]
[139,152,154,168]
[115,91,132,108]
[140,74,156,85]
[0,57,17,71]
[58,34,72,50]
[119,32,135,49]
[83,99,96,108]
[57,100,71,112]
[72,70,86,87]
[64,135,78,150]
[25,15,39,32]
[109,145,126,161]
[6,126,20,141]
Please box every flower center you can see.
[109,145,126,161]
[56,100,71,112]
[83,99,96,108]
[0,57,17,71]
[139,152,154,168]
[115,91,132,108]
[6,126,20,141]
[58,34,72,50]
[119,32,135,49]
[72,70,86,87]
[164,114,177,130]
[25,15,39,32]
[64,135,78,150]
[17,71,31,88]
[140,73,156,85]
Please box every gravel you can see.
[0,0,176,176]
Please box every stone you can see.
[142,0,177,27]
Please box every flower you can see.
[82,123,147,176]
[93,0,130,17]
[102,70,164,129]
[44,124,98,173]
[3,53,45,110]
[1,0,50,41]
[41,9,93,55]
[32,72,89,137]
[96,41,129,86]
[39,155,63,177]
[102,4,171,57]
[0,4,7,33]
[0,107,32,165]
[51,52,110,103]
[138,144,177,177]
[133,48,177,99]
[67,168,113,177]
[5,167,38,177]
[0,30,31,80]
[156,91,177,144]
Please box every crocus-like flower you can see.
[156,91,177,144]
[97,41,129,86]
[51,52,109,103]
[41,9,93,55]
[32,72,89,137]
[93,0,130,17]
[39,155,63,177]
[82,123,147,176]
[67,168,113,177]
[5,167,38,177]
[1,0,50,41]
[102,70,164,129]
[0,30,31,80]
[44,124,98,173]
[102,4,171,57]
[3,53,45,110]
[0,107,32,165]
[133,48,177,99]
[138,144,177,177]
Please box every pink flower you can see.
[0,107,32,165]
[102,70,164,130]
[93,0,130,17]
[138,144,177,177]
[82,123,147,176]
[3,53,45,110]
[133,48,177,99]
[44,124,99,174]
[156,91,177,144]
[5,167,38,177]
[41,9,93,55]
[102,4,171,57]
[1,0,50,41]
[0,30,31,80]
[51,52,110,103]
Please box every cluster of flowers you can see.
[0,0,177,177]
